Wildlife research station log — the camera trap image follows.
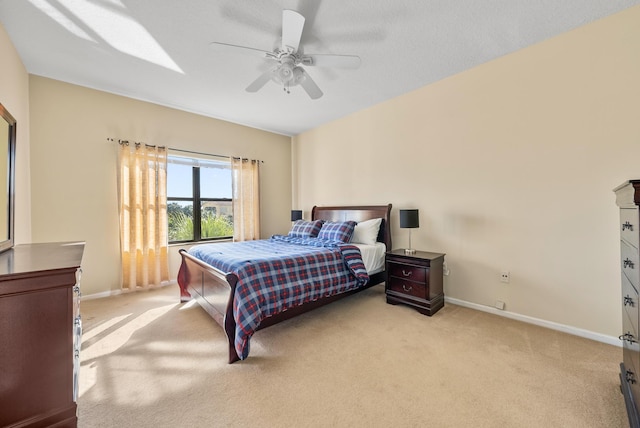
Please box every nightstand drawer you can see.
[387,277,425,299]
[388,263,426,283]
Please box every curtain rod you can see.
[170,148,263,163]
[168,147,229,159]
[106,137,165,150]
[107,138,263,162]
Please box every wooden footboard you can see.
[177,249,241,363]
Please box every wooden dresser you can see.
[614,180,640,428]
[0,242,85,428]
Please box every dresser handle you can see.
[619,332,638,344]
[624,259,635,269]
[402,284,413,292]
[623,221,634,231]
[624,295,635,307]
[401,270,413,277]
[627,370,637,384]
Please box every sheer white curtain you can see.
[231,157,260,241]
[117,141,169,290]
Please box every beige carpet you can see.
[77,284,627,427]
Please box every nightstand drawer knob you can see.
[401,270,412,277]
[624,258,635,269]
[623,221,634,231]
[402,284,413,292]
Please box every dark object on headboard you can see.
[177,204,392,363]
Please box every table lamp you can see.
[399,209,419,254]
[291,210,303,222]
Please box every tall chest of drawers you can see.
[0,242,84,428]
[615,180,640,428]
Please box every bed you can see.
[177,204,392,363]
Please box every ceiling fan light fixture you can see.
[275,65,305,90]
[293,67,304,84]
[276,61,294,83]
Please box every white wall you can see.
[0,23,31,244]
[29,76,291,296]
[293,6,640,339]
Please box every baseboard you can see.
[444,296,620,348]
[81,281,177,301]
[82,285,619,347]
[81,289,122,300]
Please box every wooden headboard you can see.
[311,204,392,250]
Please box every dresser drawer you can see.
[622,307,640,379]
[73,268,82,319]
[623,345,640,403]
[621,208,640,249]
[388,263,426,283]
[623,273,639,337]
[387,277,425,299]
[622,239,640,287]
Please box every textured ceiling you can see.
[1,0,638,136]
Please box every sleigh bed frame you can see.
[177,204,392,363]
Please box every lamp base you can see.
[404,248,416,254]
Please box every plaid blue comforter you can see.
[188,235,369,360]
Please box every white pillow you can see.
[351,218,382,245]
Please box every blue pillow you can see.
[288,220,324,238]
[317,221,357,243]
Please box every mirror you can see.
[0,103,15,253]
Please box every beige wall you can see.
[29,76,291,296]
[5,6,640,338]
[0,24,31,244]
[293,6,640,339]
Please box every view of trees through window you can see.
[167,154,233,243]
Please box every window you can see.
[167,153,233,243]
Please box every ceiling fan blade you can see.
[282,10,305,53]
[246,68,276,92]
[210,42,269,58]
[302,54,361,69]
[298,69,323,100]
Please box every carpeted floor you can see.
[77,284,627,427]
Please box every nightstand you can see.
[385,249,445,316]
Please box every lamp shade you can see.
[291,210,303,221]
[399,209,419,229]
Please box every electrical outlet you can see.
[500,271,510,283]
[495,300,505,310]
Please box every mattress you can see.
[353,242,386,275]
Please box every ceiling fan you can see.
[210,10,361,100]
